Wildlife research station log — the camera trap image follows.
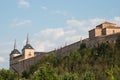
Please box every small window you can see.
[113,30,115,34]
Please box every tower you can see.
[10,40,21,71]
[22,34,34,59]
[10,40,21,59]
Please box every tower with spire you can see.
[10,34,35,72]
[10,40,21,59]
[9,34,35,73]
[10,40,21,71]
[22,34,35,59]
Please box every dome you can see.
[22,44,34,51]
[22,34,34,51]
[10,49,21,55]
[10,40,21,55]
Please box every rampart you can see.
[10,53,50,73]
[11,32,120,73]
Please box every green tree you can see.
[106,68,115,80]
[31,64,58,80]
[62,73,80,80]
[0,69,17,80]
[115,35,120,50]
[80,43,86,50]
[81,72,95,80]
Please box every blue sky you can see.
[0,0,120,69]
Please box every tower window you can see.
[113,30,115,34]
[28,52,31,56]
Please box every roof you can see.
[104,26,120,29]
[10,49,21,55]
[102,21,116,25]
[22,44,34,51]
[35,52,46,56]
[96,22,117,28]
[13,54,22,59]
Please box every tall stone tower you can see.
[22,34,35,59]
[10,35,35,73]
[10,40,21,71]
[10,40,21,60]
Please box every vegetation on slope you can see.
[1,36,120,80]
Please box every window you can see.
[113,30,115,34]
[28,52,31,56]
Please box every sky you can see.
[0,0,120,69]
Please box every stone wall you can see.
[10,33,120,73]
[54,32,120,56]
[87,32,120,47]
[10,53,50,73]
[89,28,102,39]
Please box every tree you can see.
[80,43,86,50]
[32,64,58,80]
[0,69,17,80]
[97,42,111,57]
[106,68,115,80]
[62,73,80,80]
[115,35,120,50]
[81,72,95,80]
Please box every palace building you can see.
[9,22,120,73]
[89,22,120,39]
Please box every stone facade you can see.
[10,35,35,73]
[10,53,48,73]
[9,22,120,73]
[89,22,120,39]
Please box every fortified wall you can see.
[10,53,49,73]
[10,22,120,73]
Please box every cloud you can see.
[41,6,48,10]
[111,17,120,25]
[114,17,120,21]
[32,28,65,51]
[33,41,55,52]
[40,6,69,17]
[40,28,64,39]
[18,0,30,8]
[0,57,5,62]
[0,42,13,46]
[90,18,105,26]
[54,10,67,16]
[65,35,80,42]
[67,19,86,27]
[32,28,80,52]
[12,19,32,28]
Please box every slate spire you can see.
[14,39,17,49]
[26,34,29,44]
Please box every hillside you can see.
[1,36,120,80]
